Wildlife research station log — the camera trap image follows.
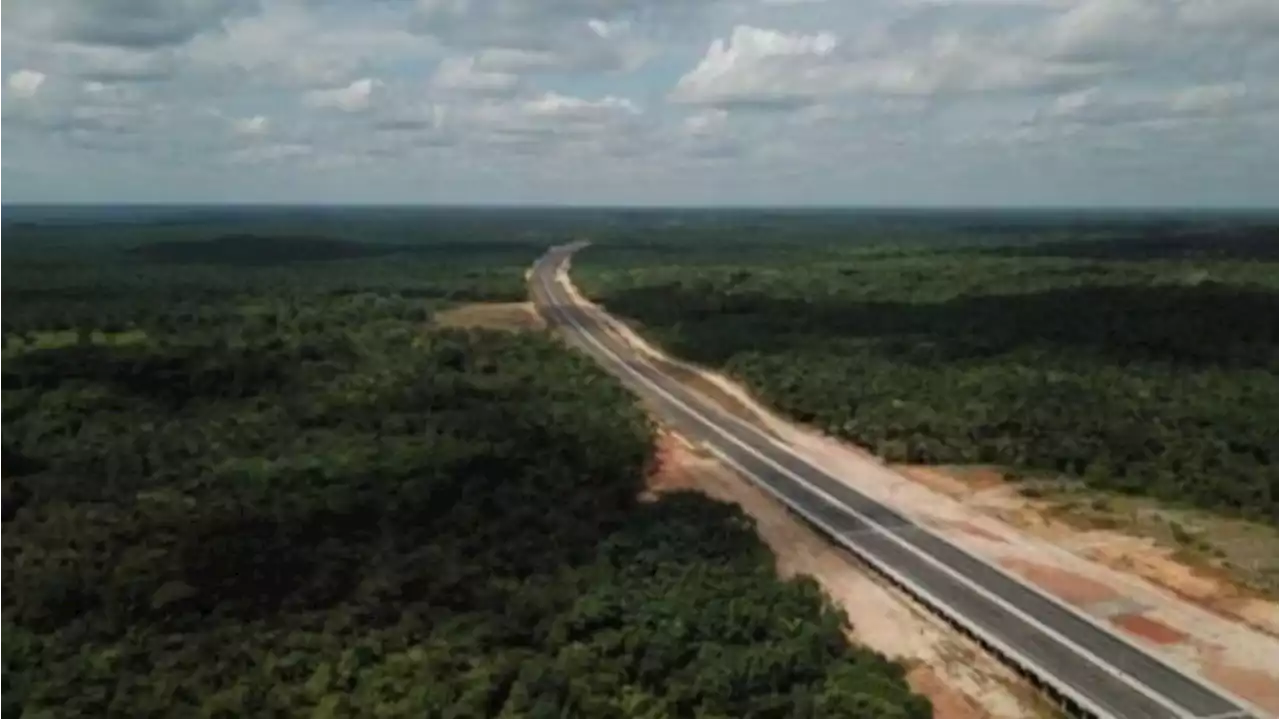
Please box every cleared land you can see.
[576,222,1280,711]
[575,224,1277,523]
[434,301,545,331]
[646,431,1057,719]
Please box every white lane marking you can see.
[838,525,925,540]
[560,272,1268,719]
[700,443,1121,719]
[543,250,1267,719]
[536,269,1124,718]
[536,260,1242,719]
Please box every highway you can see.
[529,243,1260,719]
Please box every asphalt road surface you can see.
[530,243,1260,719]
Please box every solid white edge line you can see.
[536,268,1185,719]
[536,251,1260,719]
[550,251,1268,719]
[699,443,1120,719]
[532,266,1120,719]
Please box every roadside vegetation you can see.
[576,217,1278,523]
[2,217,929,718]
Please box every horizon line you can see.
[4,201,1276,213]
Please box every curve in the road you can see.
[530,244,1263,719]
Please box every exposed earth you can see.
[547,268,1279,718]
[645,431,1054,719]
[433,301,544,331]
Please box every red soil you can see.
[1109,613,1189,645]
[998,558,1120,606]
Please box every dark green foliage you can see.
[2,218,928,718]
[0,478,31,524]
[129,234,411,265]
[975,223,1278,262]
[577,220,1278,522]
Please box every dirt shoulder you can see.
[557,267,1278,718]
[896,465,1278,636]
[559,263,1047,716]
[646,432,1055,719]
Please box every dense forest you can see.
[2,213,930,718]
[576,217,1279,523]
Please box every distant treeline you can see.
[577,219,1278,523]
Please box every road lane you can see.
[530,245,1260,719]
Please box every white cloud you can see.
[586,18,626,38]
[304,78,381,112]
[1167,82,1250,114]
[1,0,1275,205]
[430,56,520,96]
[411,0,661,74]
[683,108,729,136]
[671,26,840,108]
[232,114,269,135]
[184,3,428,90]
[16,44,180,84]
[228,141,311,164]
[671,22,1098,107]
[1033,82,1270,127]
[677,108,744,159]
[8,70,47,98]
[1040,0,1167,60]
[473,48,559,73]
[857,34,1104,95]
[523,92,640,119]
[1176,0,1278,35]
[452,91,646,154]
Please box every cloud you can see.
[183,3,429,90]
[1040,0,1167,60]
[232,114,269,135]
[683,108,729,136]
[40,0,250,48]
[1167,82,1253,114]
[586,18,626,39]
[228,141,311,164]
[411,0,664,74]
[1034,82,1272,127]
[670,21,1099,109]
[373,112,445,134]
[1177,0,1278,35]
[523,92,640,120]
[8,70,47,98]
[1,0,1275,206]
[430,57,520,96]
[450,91,645,155]
[304,78,381,112]
[55,106,146,136]
[671,26,840,109]
[1039,0,1279,63]
[677,108,746,159]
[853,34,1104,95]
[65,45,178,83]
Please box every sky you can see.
[2,0,1276,207]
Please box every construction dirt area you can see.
[551,264,1280,719]
[645,431,1055,719]
[433,301,545,332]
